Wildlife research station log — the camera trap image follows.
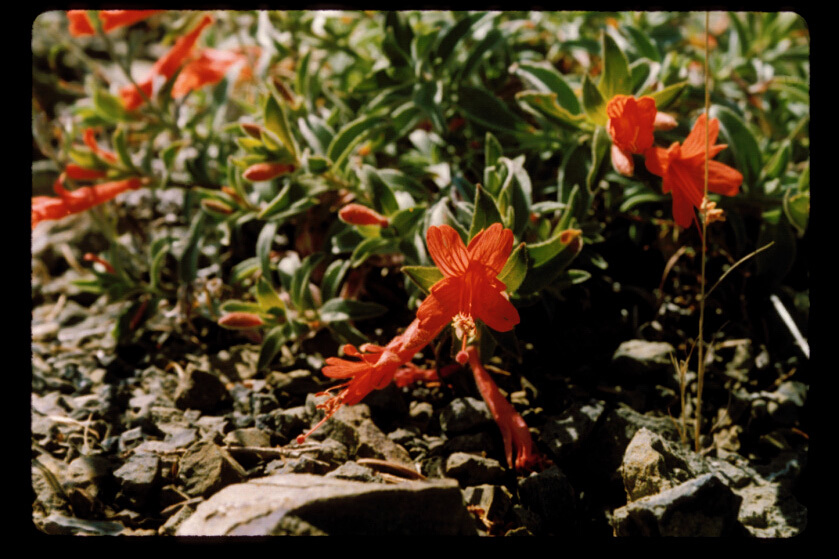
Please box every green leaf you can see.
[402,265,443,294]
[256,276,285,315]
[321,259,351,302]
[458,85,528,134]
[256,222,278,286]
[710,105,761,189]
[647,81,687,110]
[516,91,588,130]
[459,27,503,80]
[220,300,264,315]
[586,126,611,191]
[435,12,482,68]
[350,237,394,268]
[257,182,292,220]
[498,156,532,238]
[783,190,809,237]
[359,165,399,216]
[526,227,577,269]
[148,236,171,293]
[93,86,128,122]
[112,127,136,172]
[498,242,528,295]
[264,91,297,158]
[597,33,633,99]
[230,257,260,286]
[762,140,791,181]
[469,184,503,240]
[413,80,446,133]
[581,75,607,126]
[319,298,388,323]
[389,206,425,236]
[257,326,288,371]
[511,61,580,114]
[327,115,383,172]
[624,25,660,62]
[485,132,503,168]
[177,208,206,284]
[290,253,324,310]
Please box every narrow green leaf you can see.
[624,25,660,62]
[581,74,607,126]
[516,91,588,130]
[459,28,503,80]
[598,33,632,99]
[402,265,443,294]
[321,259,352,302]
[319,298,388,323]
[257,326,287,371]
[586,126,611,191]
[647,81,687,110]
[93,86,128,122]
[359,165,399,216]
[498,242,528,295]
[256,276,285,314]
[435,12,482,67]
[512,61,580,114]
[762,140,791,181]
[112,127,136,171]
[469,184,503,240]
[256,222,278,286]
[220,300,264,315]
[458,85,528,134]
[327,115,383,172]
[290,253,324,310]
[783,190,809,237]
[350,237,394,268]
[710,105,761,189]
[264,92,297,158]
[257,182,292,220]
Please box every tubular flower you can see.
[242,162,295,181]
[416,223,520,363]
[83,127,118,163]
[297,317,448,443]
[338,203,389,227]
[67,10,163,37]
[606,95,657,176]
[120,14,213,110]
[32,174,146,229]
[465,345,544,471]
[644,113,743,229]
[171,48,250,99]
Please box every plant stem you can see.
[694,10,711,453]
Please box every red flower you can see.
[67,10,163,37]
[297,318,447,443]
[606,95,657,176]
[465,346,545,471]
[32,174,145,229]
[644,113,743,229]
[83,128,118,163]
[218,312,265,329]
[338,203,389,227]
[416,223,520,363]
[120,15,213,110]
[171,48,250,100]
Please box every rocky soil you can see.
[30,194,809,536]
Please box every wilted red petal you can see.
[218,312,264,329]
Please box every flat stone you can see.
[445,452,505,486]
[176,474,476,535]
[177,440,247,497]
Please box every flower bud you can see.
[65,164,108,181]
[338,203,389,227]
[242,162,295,181]
[240,122,262,139]
[201,198,235,215]
[218,312,264,329]
[653,112,678,131]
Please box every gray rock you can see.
[611,473,743,536]
[462,484,513,524]
[223,427,271,448]
[620,428,698,501]
[442,431,499,456]
[113,453,161,508]
[540,399,606,461]
[176,474,477,535]
[177,440,248,497]
[326,461,383,483]
[439,397,493,434]
[517,466,576,535]
[445,452,505,486]
[612,339,675,377]
[409,400,434,429]
[174,367,227,412]
[355,419,414,466]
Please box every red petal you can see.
[682,114,721,159]
[473,277,520,332]
[644,145,671,178]
[707,160,743,196]
[426,225,469,277]
[467,222,513,275]
[416,276,461,330]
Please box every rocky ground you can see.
[30,191,809,536]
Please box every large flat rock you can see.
[177,473,477,535]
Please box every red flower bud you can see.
[338,203,389,227]
[218,312,264,329]
[242,162,295,181]
[65,164,107,180]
